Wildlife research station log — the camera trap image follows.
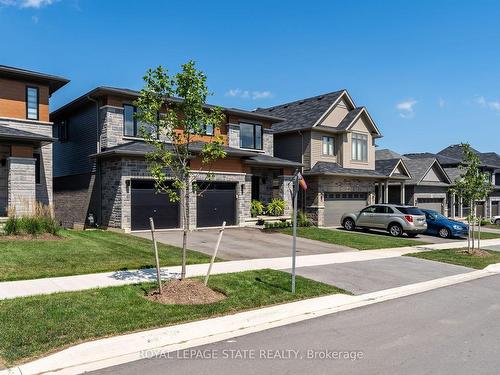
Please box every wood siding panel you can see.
[0,78,49,122]
[11,145,33,158]
[310,130,338,167]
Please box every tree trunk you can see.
[180,176,190,280]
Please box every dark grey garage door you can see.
[324,192,368,227]
[131,180,179,231]
[417,198,444,214]
[197,182,236,228]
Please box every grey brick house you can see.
[51,87,299,231]
[256,90,412,226]
[376,149,452,214]
[0,65,68,217]
[405,145,500,218]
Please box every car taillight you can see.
[405,215,414,223]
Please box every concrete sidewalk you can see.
[3,265,499,375]
[1,238,499,301]
[0,247,415,300]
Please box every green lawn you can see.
[280,227,430,250]
[0,230,213,282]
[474,230,500,239]
[0,269,346,365]
[406,248,500,269]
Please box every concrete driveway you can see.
[133,228,354,260]
[289,256,473,294]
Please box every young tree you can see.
[449,143,492,253]
[135,61,226,280]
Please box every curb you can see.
[2,264,499,375]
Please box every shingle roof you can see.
[376,149,407,160]
[91,141,302,167]
[336,107,364,130]
[404,152,460,166]
[437,144,500,168]
[305,161,389,178]
[254,91,345,133]
[0,124,55,143]
[404,158,448,185]
[375,159,401,176]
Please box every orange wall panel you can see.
[190,156,249,173]
[11,145,33,158]
[0,78,49,122]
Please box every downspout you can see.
[87,95,101,227]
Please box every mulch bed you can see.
[0,233,63,241]
[458,248,492,257]
[145,279,226,305]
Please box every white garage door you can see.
[324,192,368,227]
[417,198,444,214]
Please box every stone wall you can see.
[100,106,127,149]
[0,145,9,215]
[7,157,36,216]
[228,123,273,156]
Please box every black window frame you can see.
[34,153,41,184]
[123,104,137,137]
[58,120,69,142]
[239,122,263,150]
[26,86,39,121]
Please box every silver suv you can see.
[341,204,427,237]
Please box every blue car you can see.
[421,209,469,238]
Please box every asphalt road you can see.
[91,274,500,375]
[289,257,473,294]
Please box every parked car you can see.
[420,209,469,238]
[341,204,427,237]
[492,216,500,226]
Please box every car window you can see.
[396,207,424,215]
[361,206,376,213]
[385,207,394,214]
[374,206,386,214]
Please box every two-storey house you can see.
[0,65,68,217]
[51,87,300,231]
[256,90,412,226]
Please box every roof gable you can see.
[404,158,451,185]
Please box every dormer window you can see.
[26,86,39,120]
[240,122,262,150]
[352,132,368,162]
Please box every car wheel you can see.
[495,219,500,226]
[438,227,451,239]
[388,223,403,237]
[343,218,355,231]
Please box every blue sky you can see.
[1,0,499,154]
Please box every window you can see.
[26,86,39,120]
[496,173,500,186]
[58,120,69,142]
[361,206,376,214]
[351,133,368,161]
[322,136,335,156]
[34,153,41,184]
[204,123,214,136]
[239,122,262,150]
[124,105,158,138]
[123,105,136,136]
[396,207,424,215]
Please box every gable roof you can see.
[404,152,460,166]
[437,144,500,169]
[404,158,451,185]
[254,91,346,134]
[0,65,69,95]
[375,158,412,179]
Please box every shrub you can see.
[3,217,19,235]
[266,198,286,216]
[297,210,311,227]
[19,217,42,235]
[250,200,264,217]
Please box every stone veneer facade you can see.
[304,175,377,226]
[0,118,53,216]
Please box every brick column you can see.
[279,175,293,216]
[7,157,36,216]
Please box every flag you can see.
[297,172,307,191]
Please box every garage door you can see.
[197,182,236,228]
[492,201,499,216]
[131,180,179,231]
[324,192,368,227]
[417,198,444,214]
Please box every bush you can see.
[266,198,286,216]
[2,215,60,237]
[296,210,311,227]
[250,200,264,217]
[264,220,291,230]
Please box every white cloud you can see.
[396,99,417,118]
[438,97,446,108]
[225,88,274,100]
[0,0,55,8]
[475,96,500,111]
